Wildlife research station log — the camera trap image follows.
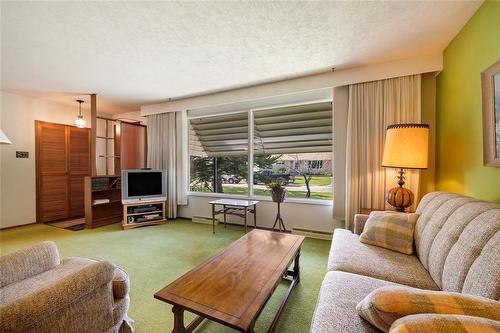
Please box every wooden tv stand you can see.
[122,200,167,230]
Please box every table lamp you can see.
[381,123,429,211]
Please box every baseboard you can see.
[292,228,332,240]
[0,222,38,231]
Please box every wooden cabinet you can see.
[122,201,167,230]
[35,121,91,223]
[84,175,123,228]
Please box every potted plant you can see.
[267,178,287,203]
[266,177,288,232]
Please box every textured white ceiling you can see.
[1,1,481,114]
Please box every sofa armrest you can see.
[0,241,60,288]
[0,259,115,332]
[353,214,370,235]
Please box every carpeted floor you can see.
[0,219,331,333]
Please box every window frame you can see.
[187,99,333,204]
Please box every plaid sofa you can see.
[0,241,134,333]
[310,191,500,332]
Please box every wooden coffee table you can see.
[154,229,305,333]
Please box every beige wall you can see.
[179,195,339,233]
[0,91,91,228]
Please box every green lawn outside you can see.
[292,176,332,186]
[190,178,333,200]
[211,187,333,200]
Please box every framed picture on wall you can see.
[481,59,500,167]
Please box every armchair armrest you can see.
[0,241,60,288]
[0,258,115,332]
[354,214,370,235]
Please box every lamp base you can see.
[386,168,414,212]
[387,186,414,212]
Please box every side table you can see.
[209,199,259,234]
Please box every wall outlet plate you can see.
[16,151,29,158]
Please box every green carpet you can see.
[0,220,330,333]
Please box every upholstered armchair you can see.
[0,241,134,333]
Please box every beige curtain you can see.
[147,111,188,218]
[345,74,421,230]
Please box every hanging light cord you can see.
[77,99,84,115]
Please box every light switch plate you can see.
[16,151,29,158]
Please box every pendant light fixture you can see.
[75,99,86,128]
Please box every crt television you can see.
[121,169,167,203]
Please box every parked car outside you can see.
[254,169,295,184]
[222,174,242,184]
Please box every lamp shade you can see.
[382,123,429,169]
[0,129,12,144]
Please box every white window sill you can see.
[188,191,333,206]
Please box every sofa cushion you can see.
[462,231,500,300]
[328,229,439,290]
[356,286,500,332]
[415,192,500,298]
[360,211,418,255]
[310,271,398,333]
[389,314,500,333]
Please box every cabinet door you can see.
[36,122,69,222]
[68,126,91,217]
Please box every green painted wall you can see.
[436,1,500,202]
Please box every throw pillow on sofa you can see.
[389,314,500,333]
[359,211,418,254]
[356,286,500,332]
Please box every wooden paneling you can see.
[36,121,90,223]
[69,127,91,173]
[39,175,68,222]
[36,122,68,223]
[39,123,67,173]
[68,126,91,217]
[69,176,85,217]
[114,121,147,174]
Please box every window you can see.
[189,112,249,195]
[253,102,333,200]
[189,101,333,201]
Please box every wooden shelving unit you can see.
[84,175,123,229]
[122,201,167,230]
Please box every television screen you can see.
[128,172,163,197]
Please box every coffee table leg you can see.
[294,250,301,283]
[172,306,186,333]
[253,204,257,229]
[244,208,247,233]
[212,204,215,234]
[244,324,256,333]
[223,204,227,228]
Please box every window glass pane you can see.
[253,102,333,200]
[96,137,107,175]
[189,112,249,194]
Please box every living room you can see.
[1,1,499,333]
